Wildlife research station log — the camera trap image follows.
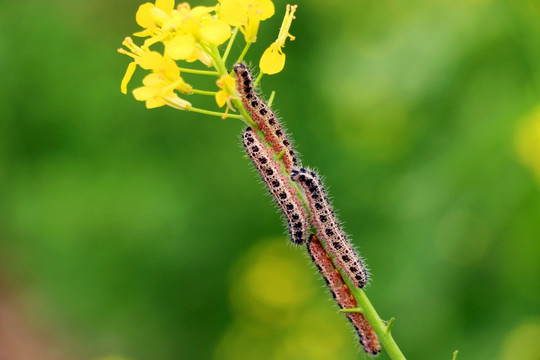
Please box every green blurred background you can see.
[1,0,539,359]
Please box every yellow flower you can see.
[118,37,191,94]
[133,1,232,65]
[135,0,175,34]
[133,73,192,110]
[259,4,297,75]
[118,37,193,111]
[219,0,275,43]
[215,74,237,118]
[166,6,231,63]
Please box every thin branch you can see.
[187,106,242,119]
[191,89,217,96]
[178,67,219,76]
[222,27,239,64]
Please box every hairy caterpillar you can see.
[242,127,308,244]
[233,63,298,172]
[308,234,380,355]
[291,168,368,288]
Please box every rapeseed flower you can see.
[133,73,192,110]
[219,0,275,43]
[260,4,296,75]
[119,0,297,118]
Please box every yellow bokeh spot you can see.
[228,239,314,325]
[516,105,540,184]
[214,238,358,360]
[499,320,540,360]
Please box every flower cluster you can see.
[118,0,297,119]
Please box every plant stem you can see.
[191,89,217,96]
[178,67,219,76]
[222,27,239,63]
[187,106,242,119]
[235,41,252,65]
[267,91,276,107]
[351,288,406,360]
[254,71,264,86]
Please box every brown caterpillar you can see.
[242,127,308,244]
[308,234,380,355]
[233,63,298,172]
[291,167,368,288]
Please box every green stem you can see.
[267,91,276,107]
[254,71,264,86]
[222,27,239,64]
[351,288,406,360]
[191,89,217,96]
[234,41,252,66]
[187,106,242,119]
[178,67,219,76]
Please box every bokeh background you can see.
[1,0,539,359]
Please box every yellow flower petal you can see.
[191,6,215,18]
[220,0,245,27]
[133,85,159,101]
[165,34,196,60]
[136,3,155,29]
[163,56,180,78]
[200,19,231,45]
[145,96,166,108]
[223,74,236,90]
[137,51,165,69]
[149,6,170,27]
[120,62,138,94]
[155,0,175,13]
[142,73,165,86]
[256,0,275,20]
[259,43,285,75]
[215,90,228,108]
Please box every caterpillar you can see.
[291,167,368,288]
[242,127,308,244]
[308,234,380,355]
[233,63,298,172]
